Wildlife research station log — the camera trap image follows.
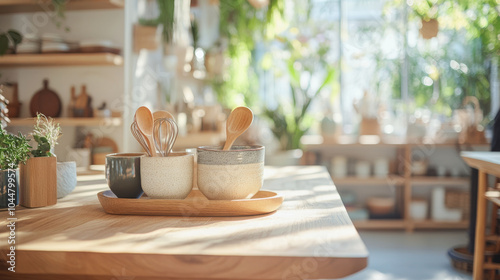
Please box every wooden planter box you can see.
[20,157,57,208]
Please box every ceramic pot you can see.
[420,18,439,39]
[57,161,77,198]
[141,152,194,199]
[20,157,57,208]
[106,153,145,198]
[197,145,264,200]
[0,169,19,209]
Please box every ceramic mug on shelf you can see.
[105,153,145,198]
[355,160,371,178]
[140,152,194,199]
[374,158,389,178]
[197,145,265,200]
[330,156,347,178]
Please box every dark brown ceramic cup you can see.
[105,153,145,198]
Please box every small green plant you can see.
[0,127,31,170]
[0,29,22,56]
[31,135,53,157]
[31,114,62,157]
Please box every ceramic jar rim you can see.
[106,153,146,158]
[198,145,264,152]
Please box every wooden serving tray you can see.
[97,189,283,217]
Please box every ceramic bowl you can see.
[140,152,194,199]
[105,153,145,198]
[197,145,265,200]
[56,161,77,198]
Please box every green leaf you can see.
[0,34,9,56]
[7,30,22,45]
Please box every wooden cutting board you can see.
[29,79,61,117]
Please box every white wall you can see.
[0,9,125,161]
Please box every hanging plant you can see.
[138,0,175,43]
[52,0,70,32]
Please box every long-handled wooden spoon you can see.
[135,106,156,157]
[223,107,253,151]
[153,110,175,121]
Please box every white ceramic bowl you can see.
[140,152,194,199]
[197,145,265,200]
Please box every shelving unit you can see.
[8,117,122,127]
[0,53,123,67]
[304,140,489,231]
[411,176,469,186]
[0,0,124,14]
[2,0,126,156]
[353,220,406,230]
[334,175,405,186]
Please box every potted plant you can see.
[0,29,22,55]
[20,114,62,207]
[0,126,31,209]
[407,0,439,39]
[262,25,337,164]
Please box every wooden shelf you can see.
[8,117,122,127]
[411,176,470,186]
[0,53,123,67]
[485,189,500,207]
[353,219,406,230]
[0,0,123,14]
[412,220,469,229]
[334,175,405,186]
[302,135,489,148]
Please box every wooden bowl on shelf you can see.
[366,197,395,216]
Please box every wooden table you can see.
[0,166,368,280]
[462,152,500,280]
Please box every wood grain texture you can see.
[223,107,253,150]
[19,157,57,208]
[0,53,123,67]
[462,152,500,178]
[0,166,368,279]
[98,189,283,216]
[8,117,122,127]
[0,0,124,14]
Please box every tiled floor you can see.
[344,230,472,280]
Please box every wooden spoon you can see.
[153,110,175,121]
[135,106,156,157]
[223,107,253,151]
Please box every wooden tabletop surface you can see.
[461,151,500,178]
[0,166,368,280]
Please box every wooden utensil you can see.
[153,110,175,121]
[223,106,253,150]
[135,106,156,157]
[29,79,62,117]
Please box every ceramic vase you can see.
[0,169,19,209]
[57,161,77,198]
